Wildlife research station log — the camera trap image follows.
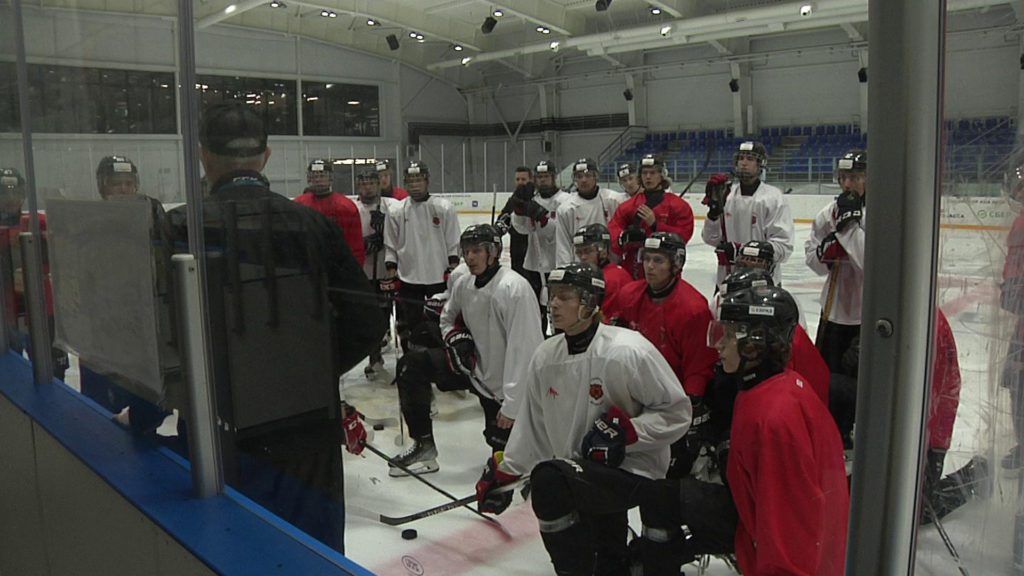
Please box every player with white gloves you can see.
[389,224,545,476]
[701,141,794,285]
[384,160,461,351]
[555,157,627,268]
[474,263,691,575]
[804,149,866,374]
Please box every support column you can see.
[859,51,870,134]
[846,0,945,573]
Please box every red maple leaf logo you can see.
[589,383,604,402]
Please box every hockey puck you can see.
[401,528,418,540]
[373,423,385,431]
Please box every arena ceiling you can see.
[27,0,1022,87]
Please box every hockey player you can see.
[805,149,866,374]
[511,159,571,327]
[475,262,691,575]
[355,166,399,376]
[95,155,140,199]
[603,232,718,477]
[617,162,641,197]
[376,159,409,200]
[0,167,24,226]
[609,154,694,279]
[709,284,848,575]
[701,141,794,284]
[1003,159,1024,470]
[390,224,543,475]
[572,223,632,305]
[384,161,461,351]
[294,159,366,266]
[554,158,627,268]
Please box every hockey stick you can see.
[679,134,716,196]
[924,498,970,576]
[362,441,503,528]
[378,480,526,526]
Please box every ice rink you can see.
[337,210,1019,576]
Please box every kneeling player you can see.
[475,263,691,575]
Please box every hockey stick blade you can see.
[378,481,526,526]
[362,442,503,528]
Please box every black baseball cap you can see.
[199,102,268,157]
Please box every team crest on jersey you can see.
[588,378,604,404]
[432,216,441,226]
[547,386,559,399]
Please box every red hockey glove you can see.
[581,406,638,468]
[476,452,520,514]
[702,173,731,220]
[816,232,847,266]
[378,276,401,296]
[341,404,371,456]
[715,241,741,266]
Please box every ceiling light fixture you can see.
[549,40,560,51]
[650,7,661,15]
[366,18,377,26]
[453,44,464,51]
[660,25,672,36]
[347,100,361,105]
[224,4,237,14]
[493,9,504,17]
[461,56,473,65]
[328,11,337,18]
[269,1,285,8]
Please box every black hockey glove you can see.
[444,330,478,376]
[526,199,550,226]
[834,193,864,233]
[702,173,731,221]
[816,232,847,266]
[378,276,401,298]
[511,183,536,215]
[494,212,512,236]
[618,225,647,248]
[476,452,520,514]
[364,232,384,255]
[581,406,637,468]
[685,398,712,444]
[715,241,741,266]
[370,208,386,235]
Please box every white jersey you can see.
[701,181,794,284]
[356,195,399,281]
[385,195,461,285]
[512,190,571,273]
[440,266,544,419]
[555,188,628,267]
[502,323,691,479]
[805,200,865,326]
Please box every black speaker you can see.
[386,34,400,51]
[481,16,497,34]
[623,89,633,101]
[543,140,553,153]
[728,78,739,93]
[857,67,868,83]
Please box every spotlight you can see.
[549,40,560,51]
[366,18,377,26]
[595,0,612,11]
[320,9,330,17]
[493,9,504,17]
[728,78,739,93]
[857,67,868,83]
[660,25,671,36]
[269,1,286,8]
[482,16,497,33]
[453,44,464,51]
[461,56,473,66]
[623,89,633,101]
[800,4,813,16]
[536,26,551,34]
[328,11,337,18]
[650,7,661,15]
[386,34,400,50]
[409,32,418,38]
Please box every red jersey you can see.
[603,278,718,397]
[601,262,632,306]
[728,369,849,576]
[294,191,366,266]
[383,186,409,201]
[929,309,961,451]
[608,191,694,279]
[788,324,829,406]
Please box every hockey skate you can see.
[389,437,439,477]
[364,352,386,378]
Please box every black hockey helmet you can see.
[836,149,867,173]
[0,167,25,190]
[460,223,502,258]
[573,223,612,250]
[375,159,393,173]
[404,160,429,178]
[95,155,139,194]
[734,141,768,167]
[641,232,687,269]
[639,153,665,172]
[356,164,380,181]
[734,240,776,274]
[308,158,333,174]
[617,162,637,179]
[710,285,799,369]
[535,159,557,175]
[720,268,774,297]
[572,157,598,175]
[548,262,606,309]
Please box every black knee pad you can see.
[530,459,582,520]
